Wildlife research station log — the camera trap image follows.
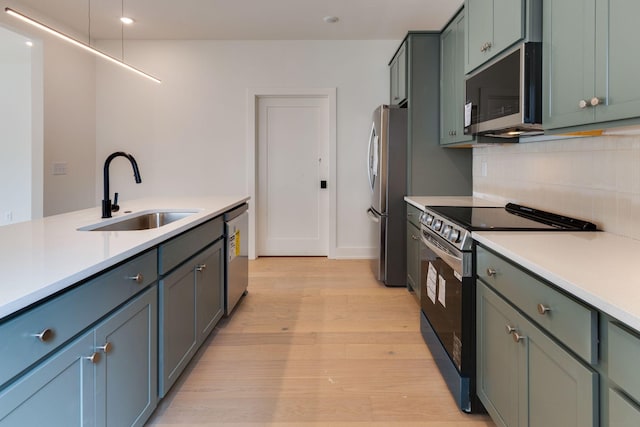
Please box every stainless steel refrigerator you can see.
[366,105,407,287]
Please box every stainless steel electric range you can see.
[418,203,596,413]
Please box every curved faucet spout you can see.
[102,152,143,218]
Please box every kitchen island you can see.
[0,196,248,319]
[0,195,248,426]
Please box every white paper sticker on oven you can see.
[438,274,446,308]
[427,262,437,304]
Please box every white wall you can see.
[0,0,97,218]
[95,39,398,257]
[0,26,32,225]
[473,135,640,240]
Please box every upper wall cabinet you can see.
[543,0,640,130]
[440,9,474,146]
[464,0,541,74]
[390,41,408,106]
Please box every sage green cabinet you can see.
[94,286,158,427]
[465,0,540,73]
[0,332,94,425]
[406,203,421,299]
[159,239,224,397]
[477,282,598,427]
[440,9,474,146]
[543,0,640,130]
[609,389,640,427]
[0,286,157,427]
[390,42,407,106]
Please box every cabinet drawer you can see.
[476,246,597,363]
[158,216,223,275]
[0,249,157,388]
[608,322,640,403]
[609,388,640,427]
[406,203,422,228]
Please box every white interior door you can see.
[257,95,329,256]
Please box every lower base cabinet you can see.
[0,286,158,426]
[477,282,598,427]
[159,240,224,397]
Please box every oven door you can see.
[420,229,469,372]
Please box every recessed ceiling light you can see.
[323,16,339,24]
[120,16,134,25]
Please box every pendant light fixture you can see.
[5,6,161,83]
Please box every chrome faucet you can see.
[102,152,142,218]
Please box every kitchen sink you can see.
[79,210,198,231]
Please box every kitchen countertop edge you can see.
[473,231,640,333]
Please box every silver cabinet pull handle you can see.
[512,332,525,343]
[505,325,516,334]
[537,304,551,315]
[96,342,113,354]
[85,352,101,364]
[486,268,497,277]
[127,273,143,284]
[32,328,54,342]
[196,264,207,272]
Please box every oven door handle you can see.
[421,232,465,277]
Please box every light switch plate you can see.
[52,162,67,175]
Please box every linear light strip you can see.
[5,7,161,84]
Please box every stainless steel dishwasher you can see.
[224,204,248,315]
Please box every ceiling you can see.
[12,0,463,40]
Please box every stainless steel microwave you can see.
[464,42,542,138]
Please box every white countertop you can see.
[0,196,248,320]
[404,196,501,211]
[474,231,640,332]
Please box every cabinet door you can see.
[0,333,94,426]
[406,221,420,298]
[94,286,157,427]
[195,241,224,343]
[390,42,407,106]
[477,283,525,427]
[492,0,525,54]
[595,0,640,123]
[525,310,598,427]
[465,0,494,72]
[159,262,198,397]
[543,0,596,129]
[440,22,456,145]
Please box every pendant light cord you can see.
[87,0,91,45]
[121,0,125,61]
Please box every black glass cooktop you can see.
[428,203,597,231]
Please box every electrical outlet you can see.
[53,162,67,175]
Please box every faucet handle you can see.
[112,192,120,212]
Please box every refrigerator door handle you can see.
[367,208,385,223]
[367,122,375,191]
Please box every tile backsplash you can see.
[473,135,640,240]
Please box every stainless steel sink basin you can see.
[80,210,198,231]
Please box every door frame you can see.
[247,88,337,260]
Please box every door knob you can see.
[590,97,601,107]
[578,99,589,109]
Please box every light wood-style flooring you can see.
[147,257,494,426]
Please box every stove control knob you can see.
[419,212,428,223]
[425,215,434,226]
[443,225,451,238]
[449,229,460,243]
[433,220,442,231]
